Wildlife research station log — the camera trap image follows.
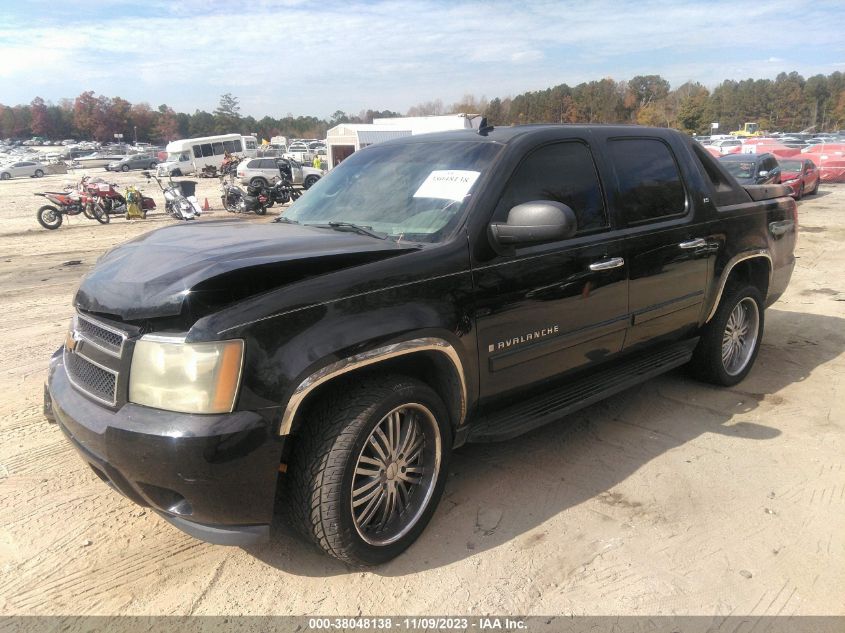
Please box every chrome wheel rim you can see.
[721,297,760,376]
[351,403,441,546]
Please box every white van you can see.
[157,134,258,176]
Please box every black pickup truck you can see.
[45,125,797,565]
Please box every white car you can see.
[236,157,322,188]
[0,160,46,180]
[711,138,743,154]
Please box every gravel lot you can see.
[0,167,842,616]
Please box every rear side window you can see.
[494,141,608,234]
[607,138,686,224]
[212,142,225,155]
[201,144,213,157]
[247,159,261,168]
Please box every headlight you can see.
[129,335,244,414]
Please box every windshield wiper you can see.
[273,216,299,224]
[322,221,386,239]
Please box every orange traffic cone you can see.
[203,198,210,211]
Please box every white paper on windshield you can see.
[413,170,480,201]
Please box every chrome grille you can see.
[76,313,126,357]
[64,349,118,406]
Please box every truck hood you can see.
[74,220,417,321]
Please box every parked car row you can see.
[718,152,820,199]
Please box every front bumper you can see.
[46,349,283,546]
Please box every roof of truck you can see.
[379,124,683,145]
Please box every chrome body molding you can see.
[705,250,772,323]
[279,337,467,436]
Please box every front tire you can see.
[34,169,44,178]
[287,375,452,566]
[93,202,110,224]
[37,205,62,230]
[121,164,130,172]
[810,178,820,195]
[690,285,764,386]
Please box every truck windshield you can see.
[284,141,502,243]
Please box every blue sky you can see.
[1,0,843,118]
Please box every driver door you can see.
[473,139,629,399]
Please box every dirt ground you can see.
[0,167,842,617]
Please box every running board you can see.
[468,338,698,443]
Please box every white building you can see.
[325,114,481,168]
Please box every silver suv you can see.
[236,157,322,189]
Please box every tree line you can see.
[2,71,844,144]
[478,71,845,133]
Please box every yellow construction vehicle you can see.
[730,122,764,137]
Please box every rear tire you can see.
[689,284,764,386]
[37,205,62,230]
[303,175,320,189]
[796,183,804,200]
[172,169,182,177]
[0,172,10,181]
[121,164,130,172]
[34,169,44,178]
[250,177,268,187]
[287,375,452,566]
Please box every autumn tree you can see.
[30,97,52,137]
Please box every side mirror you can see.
[490,201,577,247]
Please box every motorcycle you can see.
[220,159,301,215]
[143,171,201,220]
[83,177,156,218]
[34,182,107,230]
[219,178,270,215]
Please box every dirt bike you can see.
[35,180,107,230]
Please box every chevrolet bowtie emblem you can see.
[66,329,81,352]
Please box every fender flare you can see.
[705,250,772,323]
[278,337,467,436]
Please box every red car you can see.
[778,158,820,199]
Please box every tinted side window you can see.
[212,142,225,155]
[223,140,236,153]
[233,140,243,152]
[607,138,686,224]
[494,141,607,234]
[192,145,201,158]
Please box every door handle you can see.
[589,257,625,271]
[679,238,706,249]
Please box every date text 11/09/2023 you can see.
[307,617,528,630]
